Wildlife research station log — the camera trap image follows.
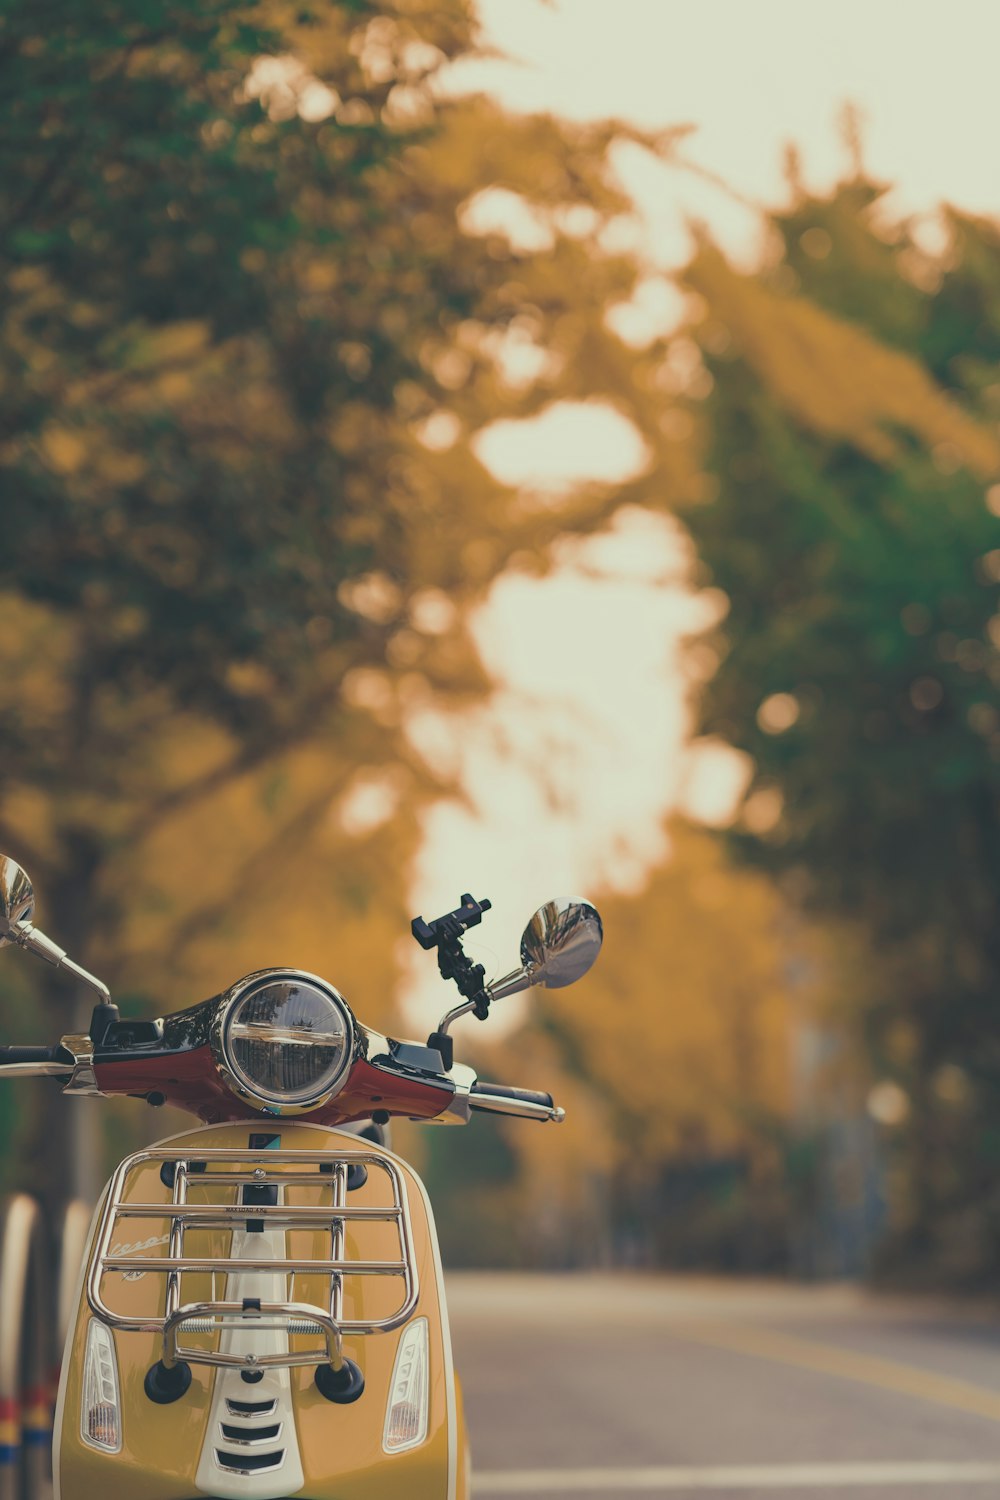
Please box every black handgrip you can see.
[471,1081,554,1109]
[0,1044,65,1064]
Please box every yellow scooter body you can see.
[54,1120,470,1500]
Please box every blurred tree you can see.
[0,0,694,1208]
[535,823,799,1268]
[682,164,1000,1282]
[419,824,806,1269]
[407,1031,616,1269]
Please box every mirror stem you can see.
[435,997,477,1039]
[14,922,111,1003]
[487,965,537,1004]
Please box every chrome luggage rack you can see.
[87,1146,419,1373]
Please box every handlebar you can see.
[0,1037,566,1121]
[0,1042,73,1078]
[0,1045,63,1064]
[468,1079,563,1123]
[471,1081,554,1109]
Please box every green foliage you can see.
[684,168,1000,1282]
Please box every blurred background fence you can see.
[0,0,998,1288]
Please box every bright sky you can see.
[455,0,1000,267]
[400,0,1000,1033]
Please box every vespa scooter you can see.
[0,855,602,1499]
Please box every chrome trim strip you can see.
[431,1062,475,1125]
[214,1448,285,1476]
[225,1398,278,1417]
[219,1421,283,1447]
[61,1034,102,1096]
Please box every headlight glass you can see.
[223,977,352,1107]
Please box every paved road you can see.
[446,1275,1000,1499]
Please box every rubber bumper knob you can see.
[315,1357,365,1404]
[144,1358,193,1404]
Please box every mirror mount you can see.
[0,855,111,1003]
[411,894,496,1071]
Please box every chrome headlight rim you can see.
[210,968,356,1117]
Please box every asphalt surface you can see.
[446,1274,1000,1500]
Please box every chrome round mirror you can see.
[520,898,603,989]
[0,856,35,946]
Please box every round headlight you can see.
[216,972,354,1113]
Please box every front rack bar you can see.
[112,1203,400,1223]
[163,1300,348,1372]
[87,1145,419,1373]
[102,1257,407,1273]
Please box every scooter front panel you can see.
[56,1121,467,1500]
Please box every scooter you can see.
[0,854,602,1499]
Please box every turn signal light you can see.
[80,1318,122,1453]
[382,1316,429,1453]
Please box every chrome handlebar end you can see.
[467,1093,565,1124]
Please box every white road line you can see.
[473,1460,1000,1492]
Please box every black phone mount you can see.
[411,894,492,1071]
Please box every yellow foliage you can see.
[537,823,798,1164]
[118,319,211,371]
[0,5,707,1205]
[39,426,87,474]
[98,722,423,1036]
